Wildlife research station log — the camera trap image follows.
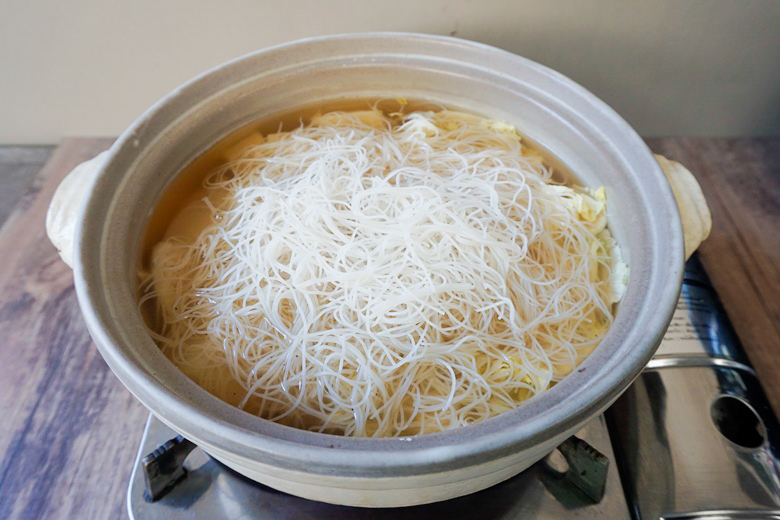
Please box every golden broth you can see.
[137,99,618,436]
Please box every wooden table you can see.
[0,137,778,519]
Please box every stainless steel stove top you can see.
[128,413,629,519]
[128,257,780,519]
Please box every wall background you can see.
[1,0,779,144]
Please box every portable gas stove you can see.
[127,256,780,519]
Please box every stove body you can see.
[608,258,780,519]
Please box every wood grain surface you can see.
[0,146,53,226]
[0,137,777,519]
[0,138,147,520]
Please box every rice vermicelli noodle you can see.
[139,108,628,437]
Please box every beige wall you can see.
[1,0,778,144]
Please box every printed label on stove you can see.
[654,259,746,363]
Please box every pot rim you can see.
[74,32,683,477]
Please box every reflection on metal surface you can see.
[666,511,780,520]
[645,357,756,375]
[609,256,780,519]
[609,366,780,519]
[711,396,767,450]
[128,414,629,519]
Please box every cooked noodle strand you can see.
[141,109,627,437]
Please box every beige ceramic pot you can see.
[46,33,710,507]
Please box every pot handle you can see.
[46,150,109,268]
[654,154,712,260]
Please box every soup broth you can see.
[138,99,627,437]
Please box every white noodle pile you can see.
[140,109,625,437]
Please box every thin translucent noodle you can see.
[139,109,628,437]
